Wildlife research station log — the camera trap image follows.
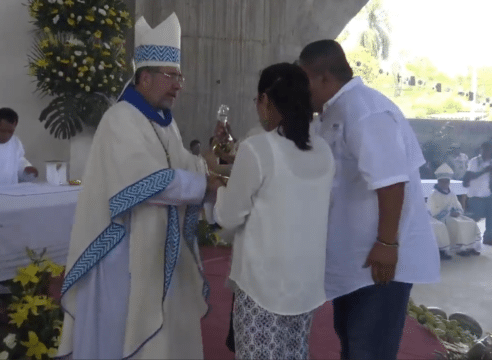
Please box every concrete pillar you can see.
[135,0,369,149]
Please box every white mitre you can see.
[435,163,454,180]
[134,12,181,70]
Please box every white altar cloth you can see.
[0,183,81,281]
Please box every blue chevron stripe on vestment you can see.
[62,168,177,296]
[134,45,180,64]
[110,169,176,218]
[62,223,125,294]
[163,205,180,298]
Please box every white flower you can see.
[92,6,96,10]
[90,66,96,72]
[56,56,61,61]
[85,86,90,92]
[98,9,107,16]
[86,30,91,35]
[57,0,63,4]
[52,69,57,73]
[87,76,92,81]
[98,65,104,70]
[67,37,84,46]
[75,79,80,83]
[66,77,71,82]
[100,20,105,24]
[73,62,77,67]
[45,78,50,82]
[98,83,102,87]
[77,16,82,22]
[82,59,87,64]
[53,14,60,24]
[78,72,83,77]
[116,17,121,22]
[119,78,123,82]
[70,13,75,18]
[104,4,109,9]
[103,42,110,49]
[111,87,116,92]
[110,74,114,79]
[4,334,16,349]
[48,0,56,3]
[74,51,82,56]
[0,351,8,360]
[58,71,64,76]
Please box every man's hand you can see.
[369,182,405,285]
[24,166,38,178]
[364,243,398,285]
[206,174,227,194]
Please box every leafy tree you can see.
[346,46,381,85]
[358,0,391,60]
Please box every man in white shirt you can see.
[0,108,38,184]
[447,143,469,180]
[299,40,440,360]
[463,141,492,245]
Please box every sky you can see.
[343,0,492,76]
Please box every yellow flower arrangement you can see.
[14,263,40,287]
[21,332,48,360]
[1,248,65,359]
[27,0,132,139]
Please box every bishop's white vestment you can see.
[428,187,482,253]
[57,87,209,360]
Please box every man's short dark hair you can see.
[134,66,160,85]
[0,108,18,124]
[190,139,200,149]
[299,40,353,82]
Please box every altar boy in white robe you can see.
[0,107,38,184]
[56,14,223,360]
[428,163,482,258]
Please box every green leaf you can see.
[39,95,84,139]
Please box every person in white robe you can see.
[56,13,223,360]
[214,63,335,359]
[0,107,38,184]
[428,163,482,259]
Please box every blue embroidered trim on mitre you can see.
[134,45,180,64]
[119,84,173,127]
[61,169,177,295]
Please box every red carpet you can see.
[47,246,446,359]
[200,246,446,360]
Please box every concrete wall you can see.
[135,0,369,150]
[0,1,70,181]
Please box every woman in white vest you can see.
[214,63,335,359]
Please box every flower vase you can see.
[69,125,96,181]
